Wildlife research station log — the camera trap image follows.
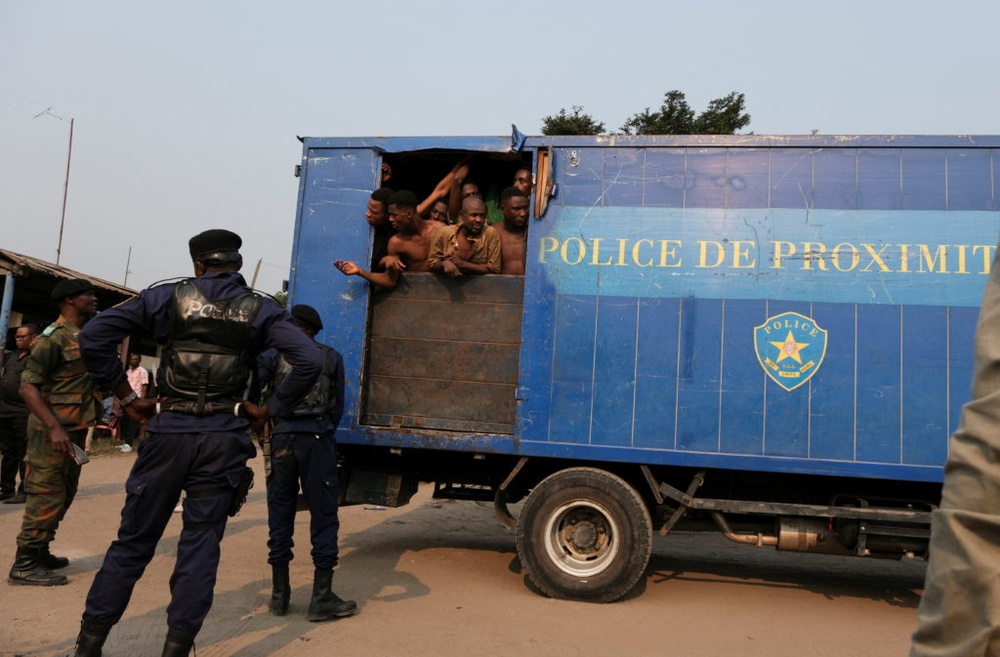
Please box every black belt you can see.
[156,399,247,418]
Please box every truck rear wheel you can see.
[515,467,652,603]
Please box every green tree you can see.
[693,91,751,134]
[621,90,750,135]
[273,290,288,308]
[621,90,694,135]
[541,106,605,136]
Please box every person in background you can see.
[71,229,322,657]
[117,353,150,453]
[513,168,533,197]
[8,281,98,587]
[427,199,450,225]
[447,165,483,224]
[259,304,356,622]
[0,323,40,505]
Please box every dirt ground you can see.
[1,450,927,657]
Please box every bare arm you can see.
[334,259,399,289]
[447,163,471,222]
[418,158,470,216]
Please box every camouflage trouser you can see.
[15,425,85,550]
[911,246,1000,656]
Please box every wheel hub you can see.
[569,521,598,550]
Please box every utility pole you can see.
[56,117,74,265]
[251,258,262,288]
[124,245,133,286]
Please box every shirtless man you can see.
[379,190,447,283]
[427,197,501,278]
[495,187,528,275]
[334,187,396,288]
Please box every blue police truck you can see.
[288,132,1000,602]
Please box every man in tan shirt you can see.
[427,197,501,277]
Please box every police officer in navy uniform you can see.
[72,229,322,657]
[258,304,357,621]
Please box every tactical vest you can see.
[271,343,330,418]
[161,279,263,410]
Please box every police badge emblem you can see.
[753,311,828,391]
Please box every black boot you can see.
[8,547,68,586]
[73,621,111,657]
[306,568,357,622]
[41,543,70,570]
[161,628,196,657]
[270,563,290,616]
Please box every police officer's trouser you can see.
[16,425,85,549]
[266,430,341,569]
[911,246,1000,656]
[82,429,255,636]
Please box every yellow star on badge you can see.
[770,331,808,364]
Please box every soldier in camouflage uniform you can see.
[8,278,99,587]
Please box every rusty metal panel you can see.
[370,338,519,383]
[373,272,525,303]
[364,273,522,434]
[365,376,516,434]
[372,300,522,344]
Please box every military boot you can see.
[73,620,111,657]
[8,547,68,586]
[306,568,357,622]
[270,563,290,616]
[161,628,196,657]
[41,543,70,570]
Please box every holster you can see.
[229,466,254,516]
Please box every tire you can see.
[515,467,653,603]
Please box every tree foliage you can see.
[622,90,750,135]
[692,91,752,135]
[540,106,606,136]
[621,90,695,135]
[541,90,751,136]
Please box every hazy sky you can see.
[3,1,998,296]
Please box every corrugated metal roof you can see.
[0,248,135,297]
[1,247,139,350]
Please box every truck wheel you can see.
[515,467,652,603]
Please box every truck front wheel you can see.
[515,467,652,602]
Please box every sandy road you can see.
[1,451,925,657]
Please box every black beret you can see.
[387,190,419,209]
[50,278,95,301]
[188,229,242,258]
[291,304,323,331]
